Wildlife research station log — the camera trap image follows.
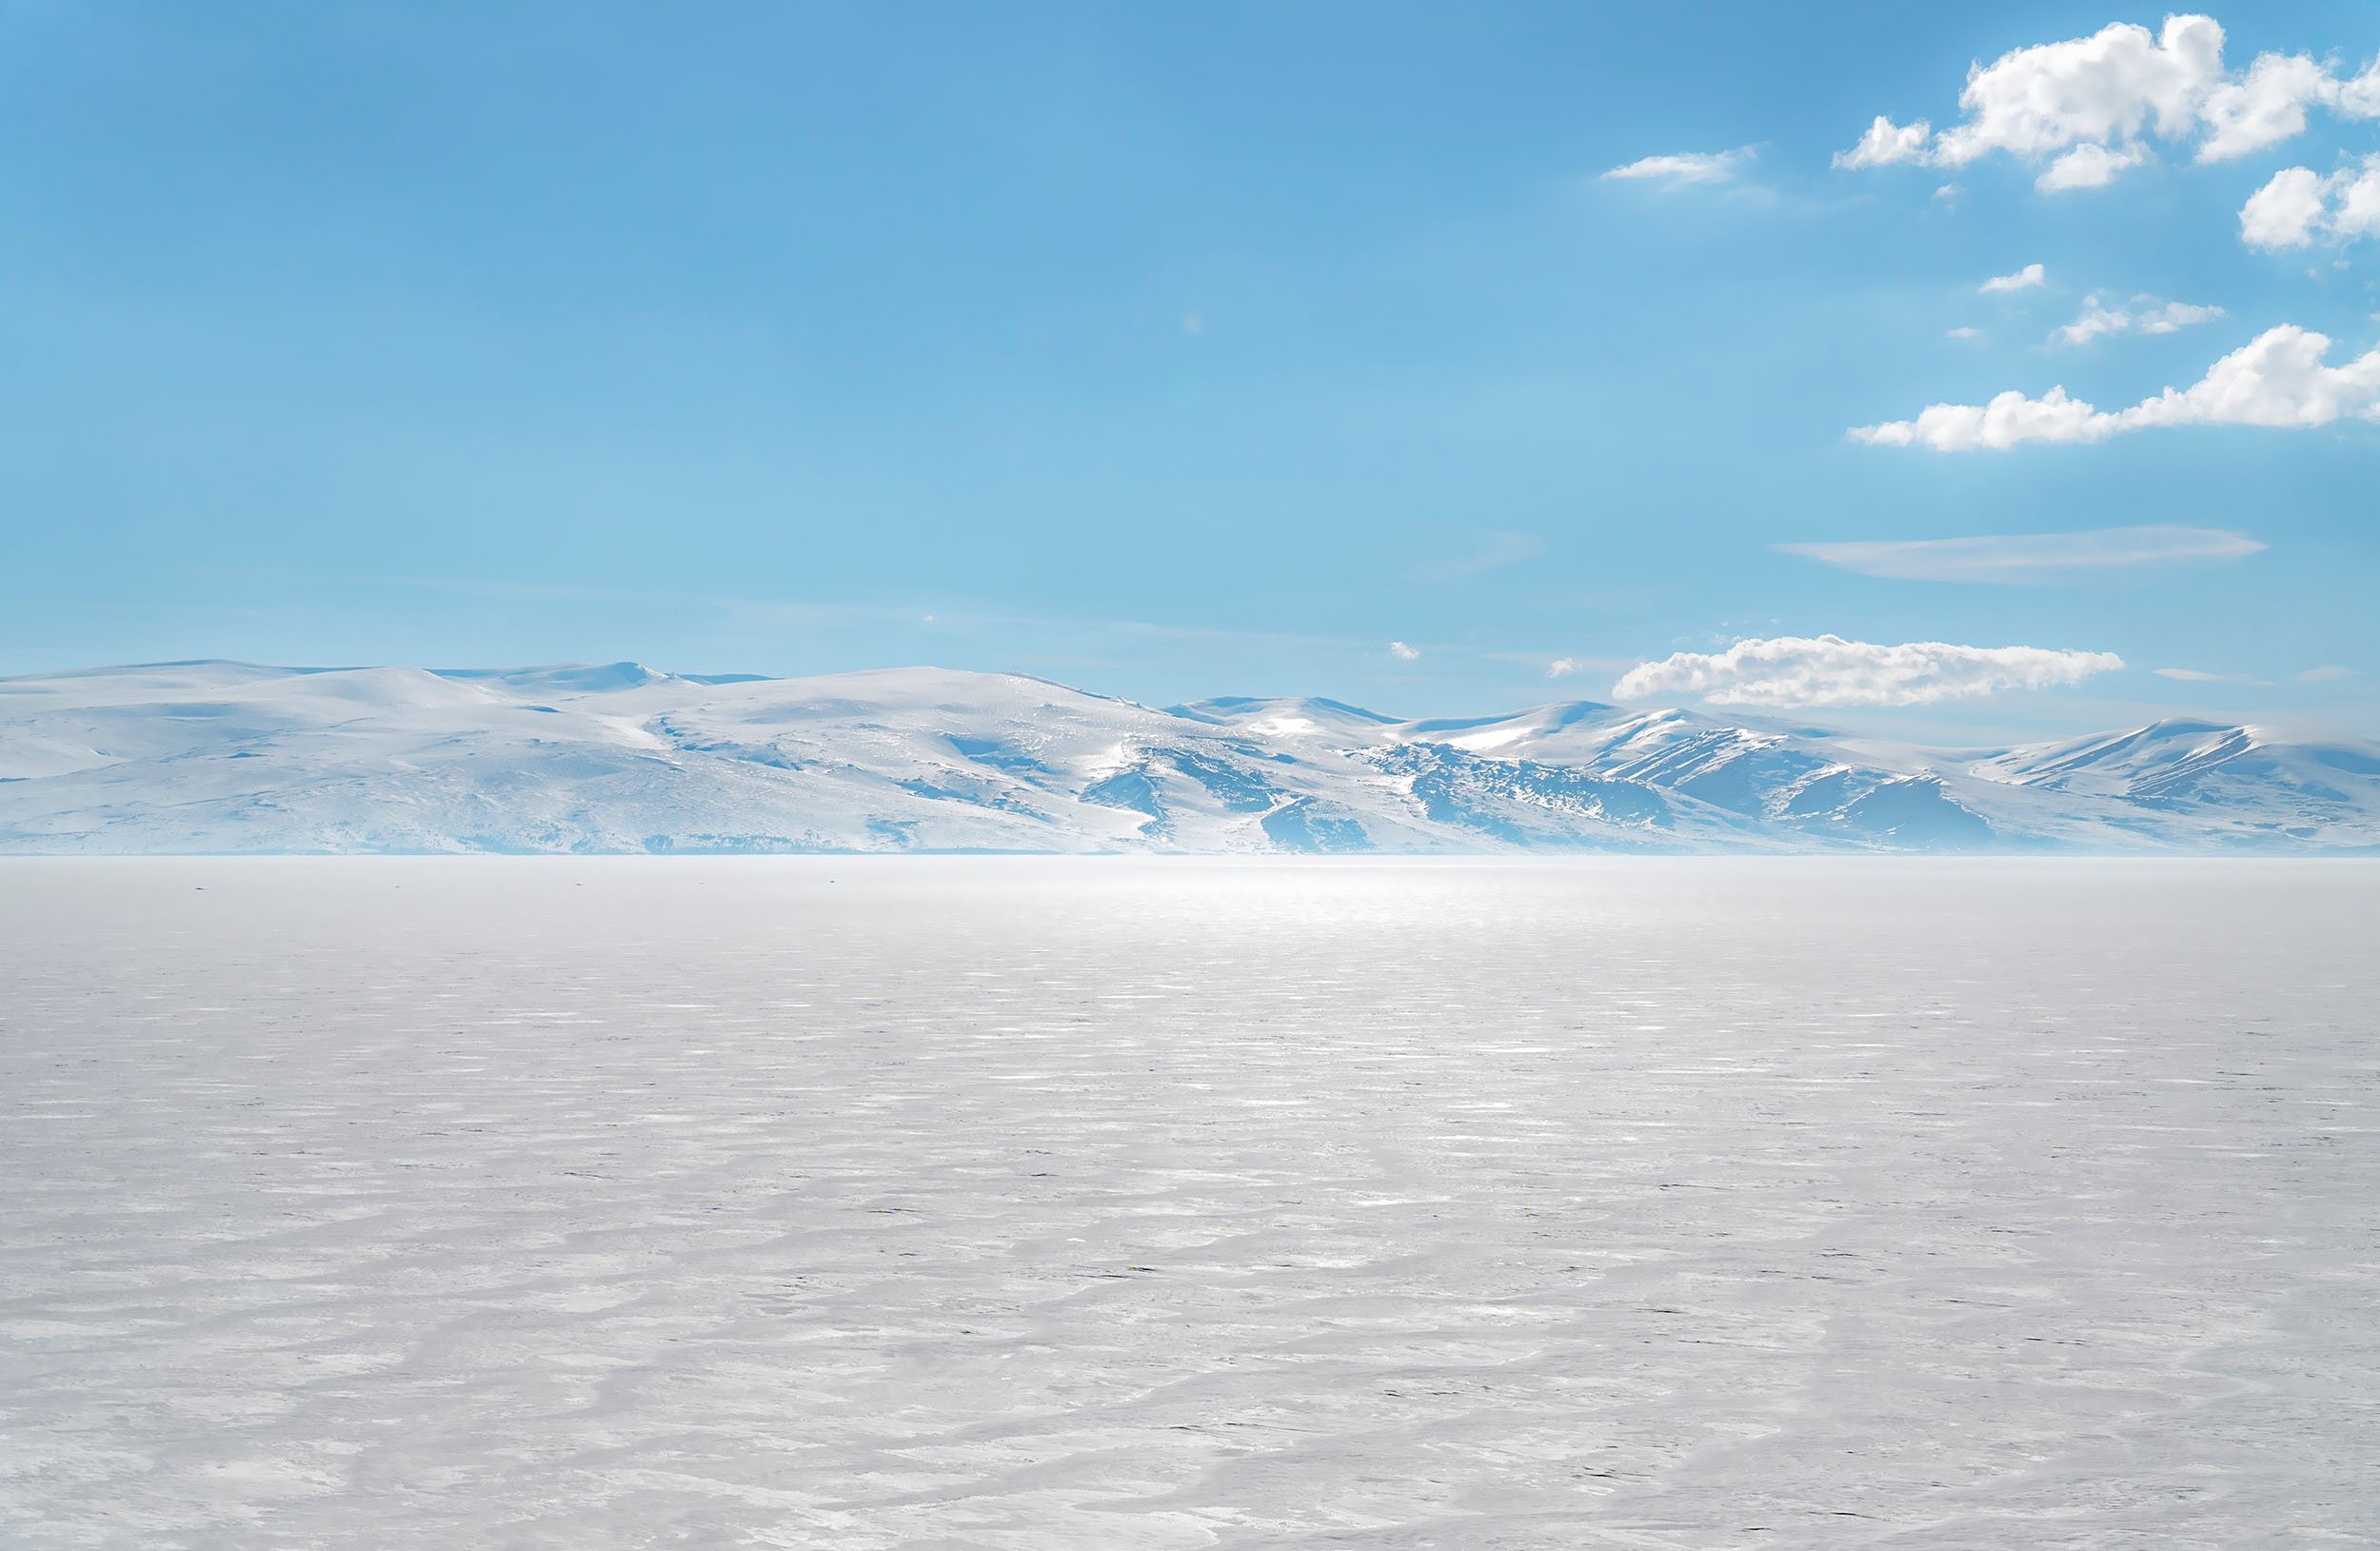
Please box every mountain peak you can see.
[1,662,2373,854]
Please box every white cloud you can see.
[2054,293,2226,345]
[2058,303,2132,346]
[1980,262,2047,293]
[1602,148,1755,186]
[1942,16,2223,162]
[1778,526,2265,582]
[2197,50,2333,159]
[2242,166,2335,247]
[2240,156,2380,249]
[1388,641,1420,662]
[2343,57,2380,117]
[2037,141,2152,190]
[1835,15,2380,189]
[1835,116,1934,169]
[2299,664,2358,683]
[1947,326,1983,341]
[1854,386,2112,450]
[1612,635,2124,708]
[1852,324,2380,449]
[1522,653,1633,680]
[2135,300,2228,333]
[2154,666,2251,682]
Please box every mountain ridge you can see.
[2,661,2374,855]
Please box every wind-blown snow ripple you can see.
[2,859,2374,1548]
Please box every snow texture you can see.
[2,858,2374,1548]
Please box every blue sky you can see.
[3,2,2375,736]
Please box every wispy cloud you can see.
[2054,294,2225,346]
[1417,531,1543,581]
[1613,634,2123,708]
[1388,641,1421,662]
[2154,666,2258,683]
[1602,147,1755,187]
[2300,664,2358,682]
[1852,325,2380,450]
[1980,263,2047,293]
[1494,651,1630,681]
[1778,526,2265,583]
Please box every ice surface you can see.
[3,858,2375,1548]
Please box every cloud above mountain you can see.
[1834,15,2380,191]
[1613,635,2125,707]
[1852,325,2380,449]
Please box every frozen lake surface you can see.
[3,858,2375,1549]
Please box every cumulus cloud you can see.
[1854,386,2112,450]
[2197,50,2335,159]
[1602,148,1755,186]
[1835,116,1934,169]
[1612,635,2124,708]
[1834,15,2380,189]
[1980,263,2047,293]
[1388,641,1420,662]
[2239,156,2380,249]
[2241,166,2336,246]
[1942,16,2222,161]
[2036,141,2152,190]
[1547,657,1586,678]
[2054,293,2226,345]
[1852,324,2380,449]
[1777,526,2264,582]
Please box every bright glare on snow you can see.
[3,858,2375,1548]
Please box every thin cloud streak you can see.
[1415,531,1544,581]
[1602,147,1755,186]
[1778,526,2265,583]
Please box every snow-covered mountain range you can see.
[3,660,2375,854]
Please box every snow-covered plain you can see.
[7,661,2380,853]
[4,859,2375,1548]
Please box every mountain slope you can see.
[1,661,2373,854]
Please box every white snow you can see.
[2,857,2374,1547]
[3,661,2377,853]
